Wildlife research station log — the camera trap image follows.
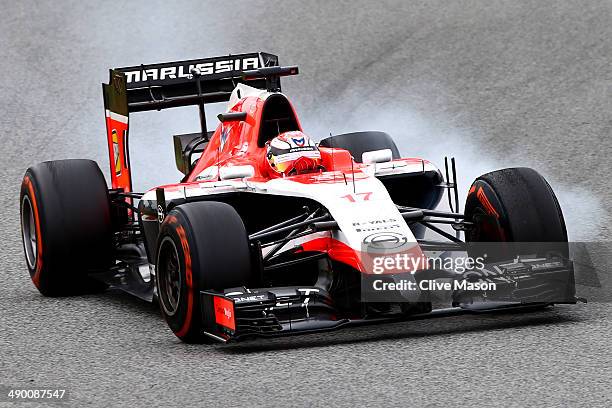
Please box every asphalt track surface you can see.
[1,1,611,407]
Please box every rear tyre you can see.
[318,131,400,162]
[20,159,112,296]
[155,201,252,343]
[464,167,568,260]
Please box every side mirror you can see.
[219,165,255,180]
[217,111,247,123]
[362,149,393,164]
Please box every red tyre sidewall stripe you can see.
[23,176,43,288]
[473,183,508,241]
[173,222,194,338]
[476,186,500,218]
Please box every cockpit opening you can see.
[258,94,301,147]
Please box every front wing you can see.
[199,256,579,342]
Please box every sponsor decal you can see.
[298,288,319,318]
[156,205,165,223]
[219,127,230,151]
[214,296,236,331]
[112,74,124,93]
[112,129,121,176]
[363,231,408,250]
[236,142,249,155]
[232,294,267,303]
[292,136,305,147]
[195,165,219,181]
[123,57,260,84]
[353,218,401,232]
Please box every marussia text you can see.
[122,57,260,83]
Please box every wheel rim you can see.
[470,208,506,242]
[21,195,37,270]
[157,236,182,317]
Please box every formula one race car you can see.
[20,52,579,343]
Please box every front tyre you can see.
[465,167,569,263]
[464,167,574,303]
[155,202,252,343]
[465,167,567,244]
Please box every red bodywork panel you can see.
[185,95,362,182]
[187,96,301,181]
[104,111,131,191]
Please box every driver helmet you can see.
[266,131,323,176]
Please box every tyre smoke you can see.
[301,104,606,241]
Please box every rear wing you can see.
[115,52,282,111]
[102,52,297,192]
